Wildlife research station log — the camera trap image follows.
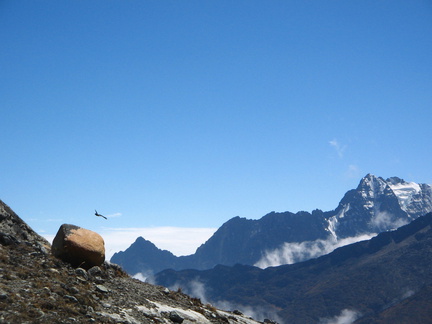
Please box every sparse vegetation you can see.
[0,199,263,324]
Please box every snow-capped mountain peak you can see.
[358,174,387,200]
[325,174,432,240]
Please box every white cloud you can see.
[319,309,361,324]
[329,139,347,158]
[105,212,122,218]
[371,211,408,232]
[132,272,147,282]
[255,234,375,269]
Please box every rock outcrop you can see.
[52,224,105,269]
[0,199,50,248]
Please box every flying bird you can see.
[95,210,107,220]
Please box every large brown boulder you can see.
[52,224,105,269]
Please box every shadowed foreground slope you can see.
[0,200,262,324]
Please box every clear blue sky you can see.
[1,1,431,256]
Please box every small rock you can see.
[95,284,109,293]
[264,320,278,324]
[69,287,79,294]
[94,276,104,284]
[0,289,8,300]
[169,311,184,323]
[162,288,170,294]
[30,308,45,319]
[88,266,102,277]
[233,310,243,315]
[75,268,88,280]
[42,287,51,295]
[64,295,79,303]
[37,243,49,255]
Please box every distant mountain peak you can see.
[112,174,432,276]
[357,174,387,197]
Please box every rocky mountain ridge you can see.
[0,199,264,324]
[111,174,432,275]
[154,212,432,324]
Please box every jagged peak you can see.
[357,174,387,197]
[360,173,385,184]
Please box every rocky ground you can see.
[0,200,267,324]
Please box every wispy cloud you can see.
[254,234,375,269]
[329,139,347,158]
[371,211,408,232]
[105,212,122,218]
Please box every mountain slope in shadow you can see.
[154,213,432,323]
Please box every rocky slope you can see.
[112,174,432,274]
[0,200,264,324]
[155,212,432,324]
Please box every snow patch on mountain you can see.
[327,216,339,240]
[326,203,351,240]
[388,180,421,211]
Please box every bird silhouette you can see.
[95,210,107,220]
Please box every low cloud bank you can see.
[255,234,376,268]
[319,309,361,324]
[371,211,408,232]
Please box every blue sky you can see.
[1,1,431,257]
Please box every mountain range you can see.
[154,212,432,323]
[111,174,432,275]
